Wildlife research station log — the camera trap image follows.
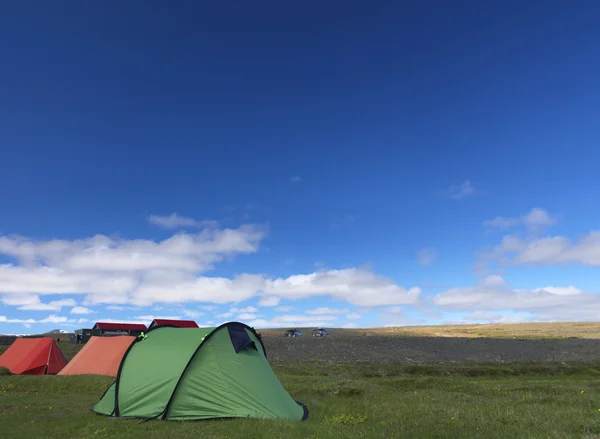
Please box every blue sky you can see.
[1,2,599,333]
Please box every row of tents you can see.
[71,319,200,344]
[0,322,308,421]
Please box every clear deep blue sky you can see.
[1,2,599,332]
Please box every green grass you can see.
[2,363,600,438]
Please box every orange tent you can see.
[0,337,67,375]
[58,336,135,376]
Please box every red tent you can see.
[149,319,199,329]
[0,337,67,375]
[92,322,147,331]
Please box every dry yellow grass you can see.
[370,322,600,339]
[258,322,600,339]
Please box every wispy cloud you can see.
[1,295,77,312]
[247,314,339,328]
[71,306,93,314]
[289,176,302,183]
[136,315,181,321]
[0,314,86,325]
[182,309,204,318]
[434,275,600,322]
[495,232,600,266]
[230,306,258,314]
[306,307,349,315]
[443,180,480,200]
[484,208,556,230]
[416,248,438,266]
[258,296,280,307]
[105,305,138,311]
[329,214,357,230]
[148,213,219,230]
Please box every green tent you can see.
[92,323,308,421]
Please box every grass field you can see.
[3,324,600,438]
[2,363,600,438]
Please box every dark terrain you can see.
[261,335,600,364]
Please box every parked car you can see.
[284,329,303,337]
[312,328,328,337]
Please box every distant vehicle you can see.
[312,328,328,337]
[284,329,303,337]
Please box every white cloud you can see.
[484,208,555,230]
[230,306,258,314]
[489,232,600,267]
[523,208,555,228]
[383,316,424,327]
[120,268,419,308]
[0,314,79,325]
[0,229,418,309]
[2,295,77,312]
[217,312,233,318]
[248,314,338,328]
[136,315,181,321]
[341,322,358,328]
[0,227,264,276]
[461,312,529,324]
[416,248,437,266]
[275,306,294,312]
[268,314,337,323]
[289,176,302,183]
[201,305,218,311]
[0,225,265,300]
[306,307,349,315]
[39,314,71,324]
[387,306,402,314]
[0,316,36,324]
[346,312,361,319]
[262,268,420,307]
[444,180,479,200]
[237,313,257,320]
[71,306,93,314]
[182,309,204,318]
[258,296,280,307]
[434,276,600,321]
[148,213,219,230]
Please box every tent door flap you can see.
[227,324,257,353]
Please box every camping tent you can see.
[92,323,308,421]
[148,319,198,329]
[59,336,135,376]
[0,337,67,375]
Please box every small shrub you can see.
[0,367,11,376]
[326,414,367,425]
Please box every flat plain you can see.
[2,322,600,439]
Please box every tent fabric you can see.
[0,337,67,375]
[59,336,136,376]
[92,323,307,421]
